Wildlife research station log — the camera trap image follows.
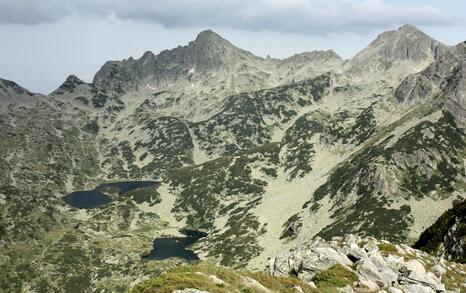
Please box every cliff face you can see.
[396,42,466,119]
[414,200,466,263]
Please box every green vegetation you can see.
[91,92,109,108]
[169,143,280,266]
[192,74,331,157]
[341,103,376,145]
[137,116,194,176]
[311,110,465,242]
[312,264,358,289]
[281,110,328,179]
[281,104,377,179]
[442,266,466,291]
[377,242,399,255]
[124,187,161,205]
[82,118,100,134]
[280,213,302,240]
[414,200,466,262]
[132,262,317,293]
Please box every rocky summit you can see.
[0,25,465,292]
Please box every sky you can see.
[0,0,465,94]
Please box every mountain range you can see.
[0,24,465,292]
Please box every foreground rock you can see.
[269,235,466,292]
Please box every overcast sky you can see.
[0,0,465,94]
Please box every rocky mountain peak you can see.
[92,29,259,93]
[373,24,429,45]
[182,29,252,70]
[52,74,87,95]
[194,29,225,44]
[0,78,31,94]
[65,74,85,85]
[398,24,423,34]
[140,50,155,61]
[351,24,447,64]
[190,29,240,55]
[0,78,35,105]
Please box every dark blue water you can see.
[97,181,156,194]
[144,230,208,261]
[64,190,112,209]
[64,180,157,209]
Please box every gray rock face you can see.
[0,78,38,106]
[396,42,466,117]
[352,24,447,64]
[50,74,117,109]
[268,235,462,292]
[91,29,344,113]
[92,30,262,94]
[51,75,87,95]
[0,78,33,96]
[344,24,448,87]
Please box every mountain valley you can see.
[0,25,465,292]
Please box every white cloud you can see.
[0,0,452,35]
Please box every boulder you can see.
[172,289,211,293]
[357,258,398,288]
[430,264,446,278]
[388,287,403,293]
[242,276,271,292]
[268,235,461,292]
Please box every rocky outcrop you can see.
[350,24,447,65]
[395,42,466,120]
[269,235,466,292]
[414,200,466,263]
[345,25,448,86]
[51,74,86,95]
[50,74,117,109]
[92,30,264,94]
[0,78,38,106]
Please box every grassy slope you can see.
[131,262,319,293]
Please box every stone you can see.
[208,275,224,285]
[0,255,10,266]
[363,242,379,253]
[388,287,403,293]
[344,234,359,246]
[242,276,271,292]
[398,264,445,292]
[268,257,276,276]
[404,283,435,293]
[341,243,367,262]
[404,260,426,275]
[269,235,462,293]
[338,285,355,292]
[358,279,380,291]
[357,258,398,288]
[173,289,211,293]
